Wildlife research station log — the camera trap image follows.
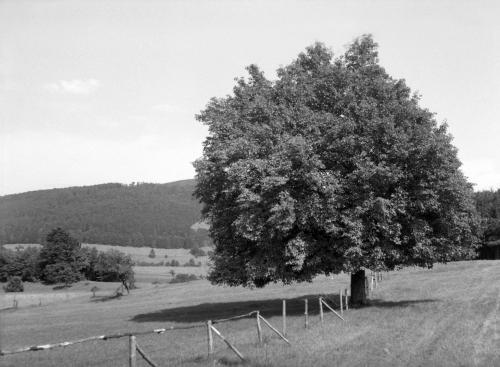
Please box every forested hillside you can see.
[0,180,209,248]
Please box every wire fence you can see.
[1,272,384,366]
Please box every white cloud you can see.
[44,79,101,95]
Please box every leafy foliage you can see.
[92,249,135,292]
[4,276,24,292]
[43,262,83,285]
[0,228,136,288]
[0,181,210,249]
[474,189,500,256]
[0,246,40,282]
[189,247,206,257]
[194,35,480,287]
[39,228,86,285]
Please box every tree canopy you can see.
[194,35,480,288]
[38,228,86,284]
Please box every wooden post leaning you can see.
[282,299,287,336]
[319,297,324,323]
[207,320,214,358]
[304,299,309,329]
[321,298,346,322]
[129,335,137,367]
[256,312,263,345]
[209,324,245,361]
[136,343,160,367]
[257,314,291,345]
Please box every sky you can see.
[1,0,499,196]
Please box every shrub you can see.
[189,247,206,258]
[169,273,198,284]
[136,261,164,266]
[183,258,202,267]
[90,286,99,297]
[4,276,24,292]
[165,259,180,267]
[148,249,156,258]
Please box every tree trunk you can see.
[350,269,368,306]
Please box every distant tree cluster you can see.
[0,228,135,291]
[165,259,181,267]
[182,258,201,267]
[189,247,206,258]
[169,273,199,284]
[0,181,211,249]
[475,189,500,256]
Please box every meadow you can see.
[1,260,500,366]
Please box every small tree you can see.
[148,248,156,258]
[39,228,86,284]
[94,250,135,293]
[189,247,206,258]
[90,286,99,297]
[194,35,480,305]
[4,276,24,292]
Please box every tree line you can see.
[0,180,210,249]
[0,228,134,291]
[475,189,500,257]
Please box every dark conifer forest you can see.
[0,180,209,249]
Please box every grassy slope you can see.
[1,261,500,367]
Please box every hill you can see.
[0,180,209,248]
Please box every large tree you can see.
[194,35,480,304]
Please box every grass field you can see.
[1,260,500,366]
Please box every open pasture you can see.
[1,261,500,366]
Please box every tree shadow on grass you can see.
[130,293,438,323]
[90,294,124,302]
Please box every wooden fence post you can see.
[282,300,286,336]
[304,299,309,329]
[319,297,324,323]
[256,312,262,345]
[129,335,137,367]
[339,289,343,315]
[344,288,349,311]
[207,320,214,358]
